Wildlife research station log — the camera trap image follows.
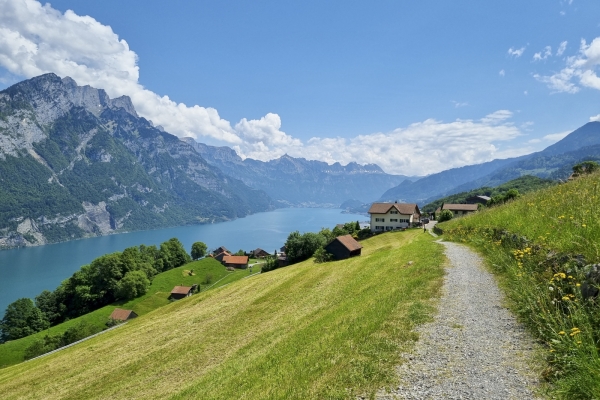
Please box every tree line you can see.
[261,221,367,273]
[0,238,191,343]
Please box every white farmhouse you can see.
[368,202,421,232]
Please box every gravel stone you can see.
[377,240,541,400]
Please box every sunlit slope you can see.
[441,171,600,260]
[0,231,444,400]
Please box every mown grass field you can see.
[440,171,600,399]
[0,230,444,399]
[0,257,259,368]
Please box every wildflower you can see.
[576,283,581,287]
[562,296,570,301]
[559,331,565,335]
[549,286,554,291]
[582,224,587,228]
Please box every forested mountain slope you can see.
[0,74,273,248]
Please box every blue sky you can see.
[1,0,600,175]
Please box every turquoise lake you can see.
[0,208,366,313]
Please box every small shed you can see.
[222,255,249,269]
[252,248,270,258]
[109,308,138,322]
[325,235,363,260]
[170,285,194,300]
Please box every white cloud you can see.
[0,0,241,143]
[499,69,505,76]
[557,41,568,56]
[535,37,600,93]
[280,111,526,176]
[590,114,600,122]
[508,47,525,58]
[452,100,468,108]
[543,131,571,141]
[533,46,552,61]
[0,0,531,176]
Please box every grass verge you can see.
[439,171,600,399]
[0,230,444,399]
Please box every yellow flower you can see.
[576,283,581,287]
[559,331,565,335]
[582,224,587,228]
[562,296,570,301]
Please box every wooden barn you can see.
[222,255,249,269]
[170,285,194,300]
[252,248,270,258]
[325,235,363,260]
[109,308,138,322]
[214,251,231,262]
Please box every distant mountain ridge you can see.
[0,73,274,248]
[183,138,415,206]
[380,122,600,204]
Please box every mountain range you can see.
[2,73,600,249]
[378,122,600,204]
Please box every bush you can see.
[313,248,333,263]
[438,209,453,222]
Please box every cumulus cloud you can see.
[543,131,571,141]
[508,47,526,58]
[535,37,600,93]
[280,111,527,176]
[499,69,505,76]
[0,0,241,143]
[0,1,535,176]
[533,46,552,61]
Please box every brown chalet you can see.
[222,255,249,269]
[436,203,478,217]
[170,285,194,299]
[368,202,421,232]
[325,235,362,260]
[213,246,229,255]
[109,308,138,322]
[252,248,270,258]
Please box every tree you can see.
[573,161,599,176]
[115,270,150,300]
[0,298,49,343]
[438,209,454,222]
[191,241,207,260]
[355,221,361,231]
[285,231,327,264]
[313,247,333,263]
[35,290,61,325]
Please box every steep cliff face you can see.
[0,73,274,248]
[183,139,411,206]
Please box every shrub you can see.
[438,209,453,222]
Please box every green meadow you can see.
[440,171,600,399]
[0,231,444,399]
[0,257,260,368]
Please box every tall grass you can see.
[0,231,444,399]
[441,172,600,398]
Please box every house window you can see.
[390,211,398,214]
[390,218,398,222]
[375,225,384,230]
[375,218,385,222]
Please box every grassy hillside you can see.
[421,175,557,213]
[0,231,444,399]
[439,172,600,398]
[0,257,258,368]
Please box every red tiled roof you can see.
[109,308,136,321]
[442,203,478,211]
[222,255,249,265]
[171,286,193,295]
[335,235,362,252]
[368,202,419,215]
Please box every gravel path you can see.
[378,240,541,399]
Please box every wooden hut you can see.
[170,286,193,300]
[325,235,363,260]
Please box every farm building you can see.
[222,255,249,269]
[252,248,270,258]
[325,235,363,260]
[109,308,138,322]
[170,286,194,300]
